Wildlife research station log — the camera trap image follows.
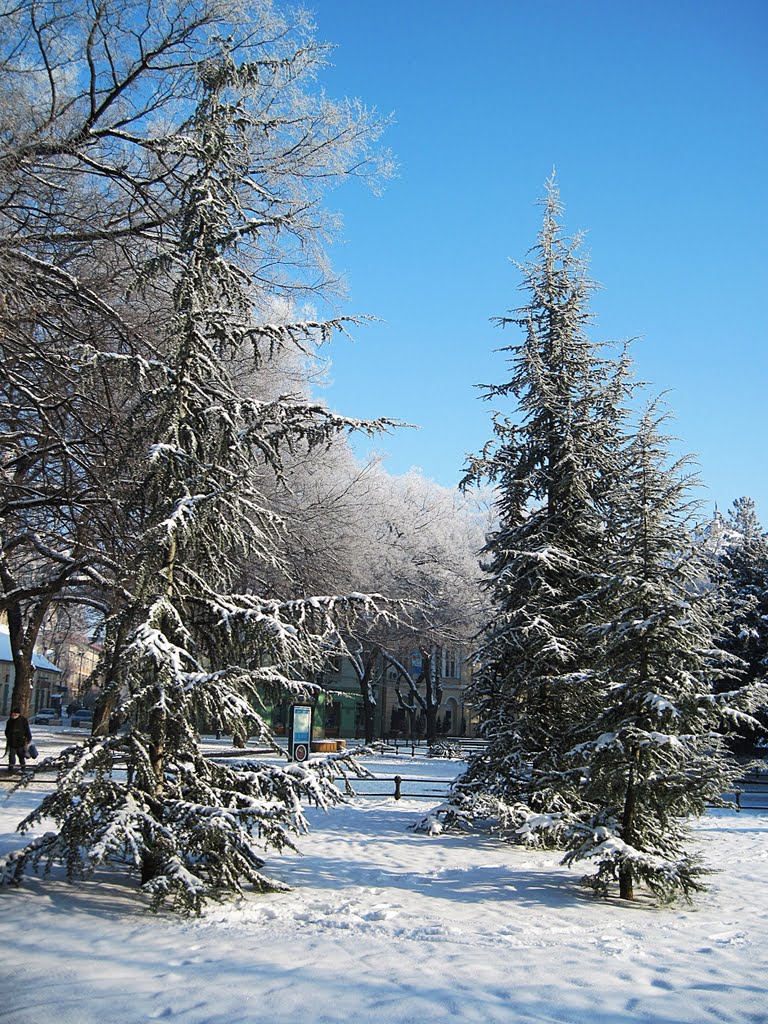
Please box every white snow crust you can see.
[1,732,767,1024]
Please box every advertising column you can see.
[289,704,313,762]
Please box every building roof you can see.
[0,631,62,673]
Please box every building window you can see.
[443,649,458,679]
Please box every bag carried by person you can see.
[26,743,38,760]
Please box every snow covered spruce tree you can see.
[700,495,768,753]
[2,9,393,914]
[447,179,634,843]
[0,0,392,718]
[715,499,768,688]
[563,403,763,901]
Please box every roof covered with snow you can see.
[0,631,61,673]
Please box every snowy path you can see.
[1,755,767,1023]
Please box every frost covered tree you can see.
[2,1,394,913]
[368,470,485,742]
[710,497,768,750]
[0,0,392,716]
[0,293,144,715]
[347,468,485,743]
[427,182,762,903]
[715,498,768,687]
[563,404,762,901]
[264,452,486,743]
[449,178,633,841]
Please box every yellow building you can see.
[0,628,63,715]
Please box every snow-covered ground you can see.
[1,732,767,1024]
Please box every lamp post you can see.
[77,650,85,699]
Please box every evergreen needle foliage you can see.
[1,2,393,914]
[712,497,768,750]
[562,402,762,901]
[449,177,634,847]
[437,181,764,903]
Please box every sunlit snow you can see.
[1,730,766,1024]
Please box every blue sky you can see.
[310,0,767,523]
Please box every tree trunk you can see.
[619,757,638,901]
[141,845,165,885]
[423,650,442,746]
[92,694,116,737]
[6,603,33,716]
[360,645,381,744]
[10,655,34,717]
[425,705,438,744]
[140,702,167,884]
[93,619,129,737]
[360,678,374,745]
[408,706,418,741]
[618,858,634,901]
[148,701,166,794]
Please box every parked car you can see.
[31,708,59,725]
[70,709,94,728]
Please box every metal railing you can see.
[370,738,486,759]
[334,772,458,801]
[722,770,768,811]
[339,768,768,807]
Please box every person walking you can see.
[5,708,32,772]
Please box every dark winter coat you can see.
[5,715,31,751]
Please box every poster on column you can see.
[290,704,312,762]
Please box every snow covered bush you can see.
[428,741,462,759]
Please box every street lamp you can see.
[77,650,85,698]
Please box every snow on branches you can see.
[1,0,394,914]
[442,181,760,903]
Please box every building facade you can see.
[265,645,476,742]
[0,629,63,715]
